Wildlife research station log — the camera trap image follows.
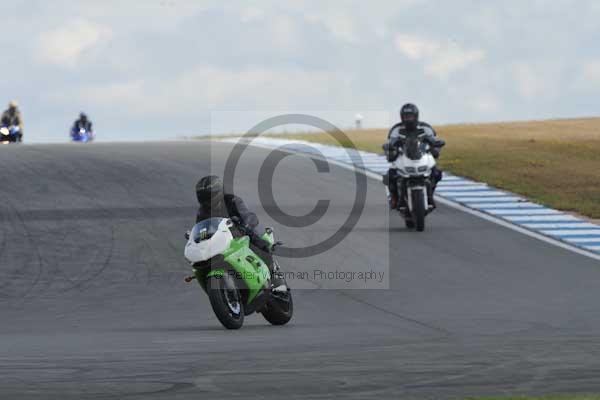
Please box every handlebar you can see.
[389,136,445,149]
[229,216,252,235]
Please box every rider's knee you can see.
[433,168,443,183]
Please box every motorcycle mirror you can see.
[184,231,190,240]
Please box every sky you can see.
[2,0,600,142]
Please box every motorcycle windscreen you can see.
[191,217,227,243]
[404,137,426,160]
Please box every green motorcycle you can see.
[184,217,293,329]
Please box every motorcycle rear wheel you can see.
[262,261,293,326]
[262,292,293,325]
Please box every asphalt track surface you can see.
[1,141,600,399]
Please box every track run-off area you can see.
[1,141,600,399]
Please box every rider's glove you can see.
[246,229,272,253]
[386,147,399,162]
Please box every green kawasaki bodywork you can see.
[194,230,274,304]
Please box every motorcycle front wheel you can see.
[411,189,426,232]
[207,274,244,329]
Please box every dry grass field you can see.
[268,118,600,218]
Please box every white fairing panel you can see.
[184,219,234,263]
[393,153,436,177]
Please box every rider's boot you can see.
[389,192,399,210]
[428,192,436,209]
[398,195,407,212]
[428,168,442,209]
[398,183,408,212]
[270,260,288,293]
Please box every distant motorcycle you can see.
[0,125,21,144]
[384,130,445,231]
[71,127,94,143]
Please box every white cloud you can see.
[580,60,600,87]
[470,94,501,114]
[428,46,485,78]
[306,13,359,43]
[49,65,336,117]
[35,18,113,68]
[464,10,496,40]
[302,0,422,44]
[80,81,149,113]
[174,65,336,110]
[395,35,439,60]
[512,62,555,100]
[269,15,300,48]
[395,34,485,79]
[240,6,265,23]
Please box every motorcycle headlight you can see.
[405,167,416,173]
[418,166,429,172]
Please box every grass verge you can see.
[267,118,600,219]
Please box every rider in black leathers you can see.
[195,175,275,272]
[1,101,24,142]
[71,112,93,134]
[384,103,444,210]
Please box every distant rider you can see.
[1,101,24,142]
[71,112,94,137]
[383,103,443,210]
[194,176,285,290]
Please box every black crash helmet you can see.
[196,175,224,207]
[400,103,419,130]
